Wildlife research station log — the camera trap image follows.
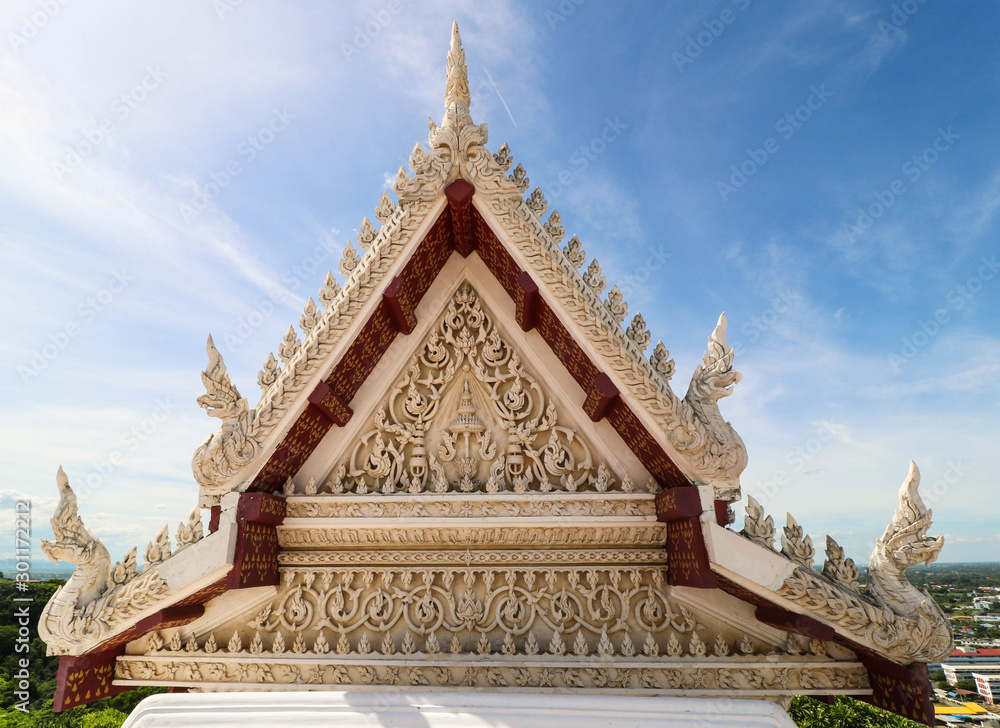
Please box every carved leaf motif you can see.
[257,352,281,391]
[318,271,341,310]
[649,341,675,382]
[339,241,362,276]
[823,535,859,590]
[300,298,320,333]
[144,526,171,568]
[563,235,586,269]
[526,187,547,217]
[544,211,566,243]
[493,143,512,172]
[781,514,815,569]
[606,285,628,324]
[278,326,300,364]
[509,163,528,192]
[549,630,565,656]
[582,259,606,294]
[742,496,776,551]
[626,313,652,351]
[357,217,376,251]
[375,191,396,224]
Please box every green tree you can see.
[789,696,922,728]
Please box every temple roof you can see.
[37,24,952,726]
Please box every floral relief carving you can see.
[116,657,869,694]
[320,283,631,496]
[165,567,718,661]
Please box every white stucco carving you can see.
[38,469,230,656]
[297,283,632,497]
[733,461,952,663]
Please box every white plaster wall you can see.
[121,691,796,728]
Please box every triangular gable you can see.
[190,23,746,512]
[296,275,653,498]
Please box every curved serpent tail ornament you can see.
[867,461,947,621]
[39,468,112,651]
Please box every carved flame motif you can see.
[330,283,625,495]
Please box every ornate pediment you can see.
[294,282,641,498]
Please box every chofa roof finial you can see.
[444,21,471,109]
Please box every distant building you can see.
[941,648,1000,684]
[973,671,1000,704]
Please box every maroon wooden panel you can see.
[582,372,619,422]
[308,382,353,426]
[470,209,521,293]
[329,306,398,404]
[397,212,454,303]
[605,400,688,487]
[208,505,221,534]
[755,606,836,642]
[664,517,717,589]
[655,487,703,521]
[54,650,126,711]
[514,271,539,332]
[382,276,417,334]
[228,492,287,590]
[446,179,476,257]
[135,605,205,635]
[253,403,334,493]
[861,656,934,726]
[714,499,732,526]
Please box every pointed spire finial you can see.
[444,22,471,109]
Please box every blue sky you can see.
[1,0,997,569]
